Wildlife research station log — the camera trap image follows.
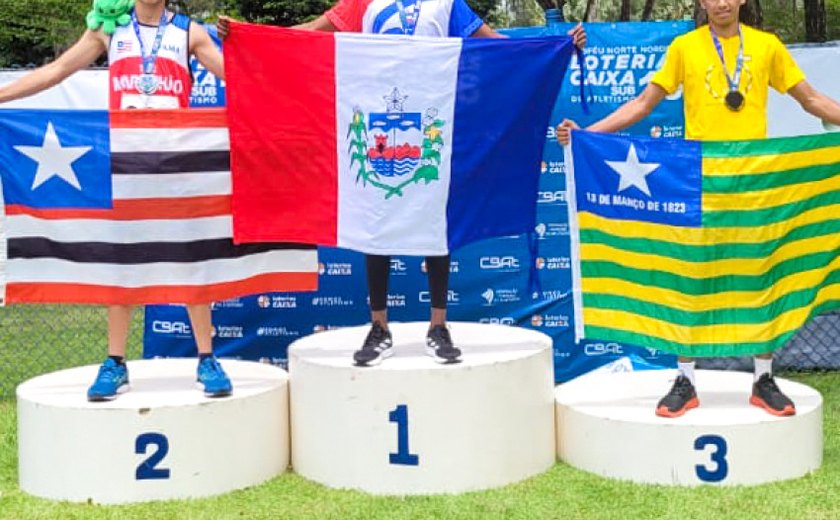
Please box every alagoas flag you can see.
[0,108,317,304]
[225,22,575,255]
[565,130,840,357]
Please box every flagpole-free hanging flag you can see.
[225,22,575,256]
[0,108,318,305]
[565,130,840,357]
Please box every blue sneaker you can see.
[87,358,129,402]
[197,357,232,398]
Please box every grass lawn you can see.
[0,372,838,520]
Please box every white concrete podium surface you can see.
[555,369,822,486]
[17,359,289,504]
[289,322,556,494]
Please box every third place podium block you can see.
[288,322,555,494]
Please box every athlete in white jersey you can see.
[218,4,585,366]
[0,0,230,401]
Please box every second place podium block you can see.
[288,322,555,494]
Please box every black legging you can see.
[367,255,450,312]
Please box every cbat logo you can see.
[479,317,515,326]
[479,256,520,270]
[538,190,566,204]
[390,258,407,272]
[419,290,459,304]
[347,88,444,199]
[584,343,624,356]
[152,320,191,335]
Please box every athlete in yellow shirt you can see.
[558,0,840,418]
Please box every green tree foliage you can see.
[0,0,89,67]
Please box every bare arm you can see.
[0,30,107,104]
[190,22,225,80]
[471,23,504,38]
[294,14,339,31]
[787,80,840,126]
[556,82,667,145]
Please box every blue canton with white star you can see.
[570,131,702,227]
[0,109,111,209]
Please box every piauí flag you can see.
[0,108,318,304]
[225,22,575,255]
[565,130,840,357]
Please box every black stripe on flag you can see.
[9,238,315,264]
[111,151,231,174]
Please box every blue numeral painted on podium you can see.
[388,405,419,466]
[136,433,171,480]
[695,435,728,482]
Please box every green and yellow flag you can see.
[565,130,840,357]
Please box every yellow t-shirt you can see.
[651,24,805,140]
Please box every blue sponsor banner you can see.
[146,21,688,381]
[189,24,225,108]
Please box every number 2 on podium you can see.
[136,432,171,480]
[389,405,419,466]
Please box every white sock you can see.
[754,357,773,382]
[678,361,696,386]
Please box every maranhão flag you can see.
[225,22,575,256]
[0,108,318,304]
[565,130,840,357]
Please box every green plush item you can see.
[86,0,135,35]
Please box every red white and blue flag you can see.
[226,23,575,255]
[0,108,318,304]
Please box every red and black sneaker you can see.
[750,373,796,416]
[655,375,699,418]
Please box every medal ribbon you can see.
[395,0,420,35]
[132,9,169,76]
[710,24,744,94]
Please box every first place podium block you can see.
[289,322,555,495]
[17,359,289,504]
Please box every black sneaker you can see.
[353,322,393,367]
[426,325,461,364]
[750,373,796,416]
[655,375,699,418]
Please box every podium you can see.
[555,369,822,486]
[288,322,556,494]
[17,359,289,504]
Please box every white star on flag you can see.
[14,122,92,191]
[604,144,660,197]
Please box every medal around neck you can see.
[725,90,745,111]
[138,73,159,95]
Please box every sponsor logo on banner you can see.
[479,256,521,272]
[534,222,569,239]
[420,260,460,273]
[418,290,460,305]
[649,124,682,139]
[311,295,355,307]
[538,190,566,205]
[584,342,624,356]
[536,256,571,270]
[257,295,298,309]
[530,313,569,328]
[152,320,191,336]
[257,326,300,337]
[479,316,516,325]
[388,293,407,307]
[190,58,224,106]
[532,289,569,301]
[211,298,244,310]
[212,325,244,338]
[390,258,408,275]
[319,262,353,276]
[481,288,521,306]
